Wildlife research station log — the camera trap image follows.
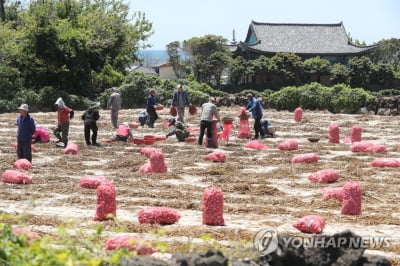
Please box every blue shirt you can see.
[17,114,36,141]
[146,95,157,109]
[172,91,190,108]
[246,98,263,119]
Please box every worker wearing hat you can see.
[246,93,265,140]
[16,104,36,162]
[172,84,191,123]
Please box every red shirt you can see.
[57,107,72,125]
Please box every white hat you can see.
[18,104,29,111]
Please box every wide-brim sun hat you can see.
[18,104,29,111]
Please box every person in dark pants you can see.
[81,102,100,146]
[198,97,220,146]
[172,84,191,123]
[246,93,265,140]
[16,104,36,162]
[54,97,74,147]
[146,89,160,128]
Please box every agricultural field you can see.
[0,106,399,264]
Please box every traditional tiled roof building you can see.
[235,21,379,64]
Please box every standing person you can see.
[81,102,100,146]
[54,97,74,147]
[172,84,191,123]
[146,89,160,128]
[107,87,122,129]
[246,93,265,140]
[16,104,36,162]
[198,97,220,146]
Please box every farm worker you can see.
[246,93,265,140]
[54,97,74,148]
[107,87,122,129]
[172,84,191,123]
[16,104,36,162]
[146,89,161,128]
[165,117,177,138]
[81,102,100,146]
[166,118,189,142]
[114,122,132,142]
[32,124,50,143]
[198,97,220,146]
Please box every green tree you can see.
[370,63,395,89]
[166,41,186,79]
[0,0,5,22]
[183,34,231,86]
[369,38,400,70]
[229,56,254,86]
[303,56,331,83]
[271,53,303,85]
[348,56,373,89]
[330,63,350,85]
[1,0,152,98]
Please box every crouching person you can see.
[166,118,189,142]
[114,122,132,142]
[32,124,50,143]
[81,102,100,146]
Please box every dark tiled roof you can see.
[240,21,379,55]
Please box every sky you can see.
[128,0,400,50]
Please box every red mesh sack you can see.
[308,169,339,183]
[237,119,252,139]
[189,105,197,115]
[350,125,362,143]
[237,107,247,117]
[12,228,40,243]
[138,162,152,173]
[205,151,226,163]
[1,170,32,184]
[105,236,156,255]
[94,183,116,221]
[328,124,340,143]
[350,142,374,152]
[277,139,298,150]
[170,106,177,117]
[365,145,387,153]
[149,150,167,173]
[341,181,362,215]
[371,158,400,168]
[202,187,225,226]
[245,140,267,150]
[13,159,32,170]
[63,143,78,155]
[139,147,161,158]
[294,107,303,122]
[321,187,344,201]
[219,123,233,141]
[79,175,111,189]
[291,153,319,163]
[293,215,325,234]
[137,207,181,225]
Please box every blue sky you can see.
[129,0,400,50]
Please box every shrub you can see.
[329,84,373,113]
[267,86,301,111]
